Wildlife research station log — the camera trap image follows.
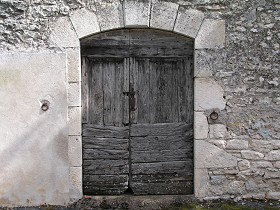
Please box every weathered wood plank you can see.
[123,58,130,125]
[131,135,193,151]
[131,160,193,174]
[130,123,193,137]
[83,148,129,160]
[83,175,128,195]
[83,124,129,138]
[83,137,128,148]
[103,61,115,125]
[186,56,194,123]
[113,61,124,126]
[89,59,104,124]
[83,159,129,174]
[130,58,138,124]
[81,57,89,123]
[136,59,150,123]
[131,149,193,163]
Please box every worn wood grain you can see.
[83,175,128,195]
[83,137,128,149]
[131,160,193,174]
[131,149,193,163]
[83,159,129,174]
[83,124,129,138]
[130,123,193,137]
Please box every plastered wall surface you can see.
[0,0,279,206]
[0,53,69,206]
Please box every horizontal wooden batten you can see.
[83,124,129,138]
[83,175,128,195]
[130,123,193,137]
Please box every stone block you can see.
[70,8,100,38]
[194,112,208,139]
[68,106,82,136]
[241,150,264,160]
[95,1,124,31]
[69,167,83,201]
[208,140,226,149]
[68,136,82,167]
[195,140,237,168]
[264,171,280,179]
[124,0,150,27]
[194,78,226,111]
[274,161,280,168]
[252,161,273,168]
[150,1,179,31]
[0,53,69,206]
[49,17,79,48]
[174,8,204,38]
[249,140,272,153]
[264,150,280,161]
[266,192,280,200]
[209,124,227,139]
[194,49,213,78]
[227,181,245,194]
[238,159,250,171]
[227,140,248,150]
[68,82,81,107]
[66,48,81,82]
[195,19,225,49]
[194,168,209,197]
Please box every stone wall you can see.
[0,0,279,206]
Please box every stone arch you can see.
[48,1,229,201]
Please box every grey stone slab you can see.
[241,150,264,160]
[0,53,69,206]
[150,1,179,31]
[195,140,237,168]
[69,166,83,201]
[95,1,124,31]
[124,0,150,27]
[70,8,100,38]
[174,8,204,38]
[194,112,208,140]
[49,17,79,48]
[194,78,226,111]
[195,19,225,49]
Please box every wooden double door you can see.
[81,29,194,195]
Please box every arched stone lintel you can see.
[49,5,225,48]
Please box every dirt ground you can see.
[1,195,280,210]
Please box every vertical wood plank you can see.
[123,58,130,125]
[103,61,115,125]
[114,61,124,126]
[186,56,194,123]
[137,58,150,123]
[81,57,89,124]
[130,57,138,124]
[178,59,187,122]
[149,60,158,124]
[89,60,104,125]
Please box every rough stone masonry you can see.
[0,0,279,207]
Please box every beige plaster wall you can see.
[0,53,69,206]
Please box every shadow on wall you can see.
[0,90,69,207]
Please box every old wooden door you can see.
[81,29,194,195]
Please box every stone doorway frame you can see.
[49,1,226,201]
